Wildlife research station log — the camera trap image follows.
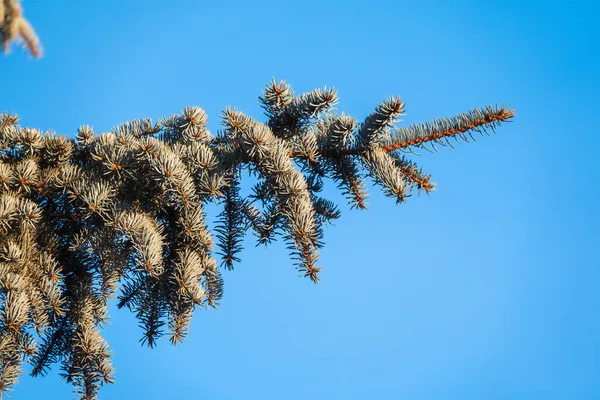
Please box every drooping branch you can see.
[391,154,435,194]
[0,0,41,57]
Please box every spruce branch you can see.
[0,79,514,399]
[381,105,514,153]
[215,174,245,270]
[0,0,41,57]
[391,154,435,194]
[358,96,406,147]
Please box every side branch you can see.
[294,105,514,159]
[380,105,514,152]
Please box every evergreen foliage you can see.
[1,3,515,399]
[0,0,41,57]
[0,81,514,398]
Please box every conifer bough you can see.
[0,0,41,57]
[0,79,514,398]
[1,5,516,395]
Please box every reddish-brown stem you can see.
[290,107,514,159]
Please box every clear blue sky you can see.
[2,1,599,399]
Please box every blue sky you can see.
[2,1,599,399]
